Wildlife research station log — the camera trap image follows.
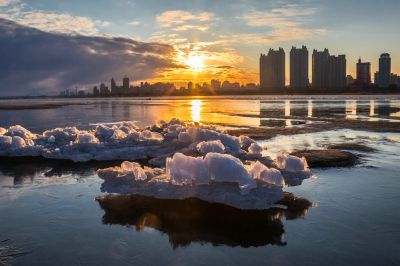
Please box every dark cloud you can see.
[216,65,232,69]
[0,18,179,96]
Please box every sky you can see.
[0,0,399,96]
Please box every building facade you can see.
[123,76,130,92]
[290,46,309,89]
[356,58,371,85]
[378,53,391,88]
[312,49,346,89]
[260,48,285,89]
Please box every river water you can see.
[0,95,399,265]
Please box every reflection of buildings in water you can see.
[345,100,357,119]
[96,194,312,249]
[390,100,400,118]
[191,100,202,123]
[285,100,292,126]
[259,100,311,127]
[123,103,130,120]
[368,100,379,121]
[370,100,375,117]
[308,100,313,118]
[376,101,390,117]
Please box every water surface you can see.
[0,95,399,265]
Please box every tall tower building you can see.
[356,58,371,85]
[290,46,309,89]
[123,76,130,92]
[312,49,346,89]
[327,54,346,89]
[259,48,285,89]
[312,49,330,89]
[378,53,391,88]
[111,78,117,94]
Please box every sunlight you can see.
[186,55,205,72]
[191,99,202,122]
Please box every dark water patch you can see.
[0,157,124,184]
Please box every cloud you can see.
[128,20,141,26]
[0,18,180,96]
[0,1,110,35]
[156,10,214,27]
[172,24,209,32]
[0,0,17,7]
[241,4,325,42]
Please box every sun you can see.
[186,55,205,71]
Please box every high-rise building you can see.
[99,83,109,96]
[312,49,329,89]
[210,79,221,90]
[260,48,285,89]
[328,54,346,89]
[187,81,193,91]
[378,53,391,88]
[111,78,117,94]
[123,76,130,92]
[356,58,371,85]
[290,46,308,89]
[374,71,379,85]
[312,49,346,89]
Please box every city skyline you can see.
[0,0,399,96]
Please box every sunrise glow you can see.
[186,55,205,72]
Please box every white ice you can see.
[196,140,225,155]
[98,156,284,210]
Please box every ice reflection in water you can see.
[96,194,312,249]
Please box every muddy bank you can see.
[327,143,376,152]
[226,119,400,140]
[290,149,358,167]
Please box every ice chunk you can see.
[196,140,225,155]
[95,125,115,140]
[239,135,256,150]
[76,133,99,144]
[48,135,56,143]
[166,153,210,185]
[248,142,263,156]
[275,153,309,172]
[140,130,164,142]
[187,127,241,151]
[249,161,285,186]
[6,125,35,140]
[97,161,147,181]
[177,131,191,143]
[110,129,127,140]
[204,153,256,193]
[11,136,26,149]
[43,127,79,143]
[0,135,12,147]
[121,161,147,181]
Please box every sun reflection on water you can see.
[191,99,202,122]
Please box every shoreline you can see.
[1,91,400,100]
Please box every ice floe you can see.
[0,118,313,209]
